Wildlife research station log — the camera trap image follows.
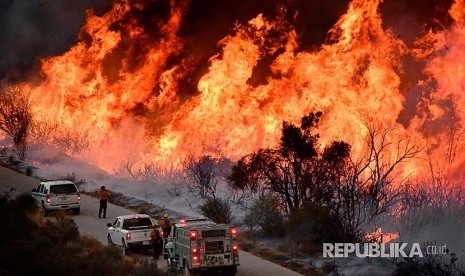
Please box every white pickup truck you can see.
[107,214,154,255]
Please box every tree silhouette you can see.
[228,112,336,213]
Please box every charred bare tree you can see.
[316,124,419,240]
[331,125,419,237]
[0,85,32,160]
[182,155,219,199]
[114,160,170,182]
[362,124,420,221]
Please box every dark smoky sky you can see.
[0,0,455,83]
[380,0,453,44]
[0,0,113,81]
[379,0,454,126]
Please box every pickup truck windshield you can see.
[50,184,77,194]
[122,218,152,230]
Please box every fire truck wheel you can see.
[223,267,237,276]
[183,260,190,276]
[73,207,80,215]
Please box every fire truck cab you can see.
[165,218,239,275]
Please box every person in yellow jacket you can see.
[98,186,110,219]
[159,213,172,240]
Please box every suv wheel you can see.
[41,202,48,217]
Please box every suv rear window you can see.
[50,184,78,194]
[122,218,152,230]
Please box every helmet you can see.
[164,213,169,218]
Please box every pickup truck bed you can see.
[107,214,154,254]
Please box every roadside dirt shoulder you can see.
[0,165,40,196]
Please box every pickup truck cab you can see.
[107,214,154,255]
[31,180,81,216]
[165,218,239,275]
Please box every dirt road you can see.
[1,166,301,276]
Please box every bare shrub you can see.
[287,202,346,253]
[78,235,106,252]
[320,261,340,276]
[199,197,232,224]
[13,192,38,213]
[44,215,80,243]
[277,239,302,257]
[136,203,151,215]
[395,249,465,276]
[244,194,286,237]
[31,119,91,154]
[114,160,170,182]
[29,119,59,143]
[183,155,219,199]
[55,128,91,154]
[395,176,465,254]
[167,178,183,197]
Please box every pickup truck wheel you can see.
[40,202,48,217]
[107,235,113,246]
[73,208,80,215]
[122,241,130,256]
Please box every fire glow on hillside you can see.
[11,0,465,177]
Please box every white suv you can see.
[31,180,81,216]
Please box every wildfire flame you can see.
[14,0,465,178]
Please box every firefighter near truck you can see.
[165,218,239,275]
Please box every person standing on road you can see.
[159,213,172,241]
[150,226,163,260]
[98,186,110,219]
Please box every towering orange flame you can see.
[17,0,465,179]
